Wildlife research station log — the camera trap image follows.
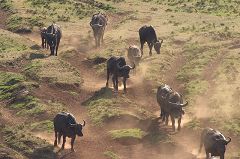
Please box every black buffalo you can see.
[40,27,48,49]
[53,112,86,151]
[45,24,62,56]
[156,84,188,131]
[199,128,231,159]
[139,25,163,56]
[90,13,108,47]
[106,56,135,93]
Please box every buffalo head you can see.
[70,120,86,136]
[168,100,188,108]
[214,136,231,154]
[117,62,135,78]
[154,39,163,54]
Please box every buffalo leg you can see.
[140,40,144,56]
[123,78,127,93]
[55,38,60,56]
[94,35,98,48]
[220,154,224,159]
[50,45,54,56]
[106,69,110,87]
[58,132,62,144]
[112,76,116,90]
[97,34,100,47]
[71,135,76,152]
[160,108,165,119]
[177,117,182,131]
[205,151,210,159]
[115,76,119,91]
[161,109,166,122]
[170,116,175,131]
[44,39,47,48]
[47,42,49,49]
[162,114,166,122]
[41,37,45,48]
[148,42,153,56]
[101,28,105,44]
[165,114,169,125]
[61,135,66,150]
[54,131,58,147]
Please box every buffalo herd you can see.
[40,13,231,158]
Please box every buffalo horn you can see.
[91,23,103,27]
[82,120,86,127]
[225,137,231,144]
[168,101,188,107]
[129,63,135,70]
[69,123,76,127]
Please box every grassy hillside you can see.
[0,0,240,158]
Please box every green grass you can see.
[0,0,13,11]
[104,150,120,159]
[88,98,120,125]
[25,0,115,22]
[24,57,83,87]
[3,0,116,31]
[223,119,240,135]
[177,43,218,82]
[83,88,120,125]
[109,128,146,140]
[186,117,201,130]
[0,71,45,116]
[1,125,56,159]
[83,87,153,125]
[185,80,209,97]
[0,143,24,159]
[144,131,172,144]
[5,13,45,32]
[0,33,28,53]
[29,120,53,133]
[0,71,65,117]
[152,0,240,16]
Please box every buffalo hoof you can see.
[71,148,75,152]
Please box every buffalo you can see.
[40,27,48,49]
[139,25,163,56]
[199,128,231,159]
[156,84,188,131]
[106,56,135,93]
[127,45,142,66]
[90,13,108,47]
[53,112,86,152]
[45,24,62,56]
